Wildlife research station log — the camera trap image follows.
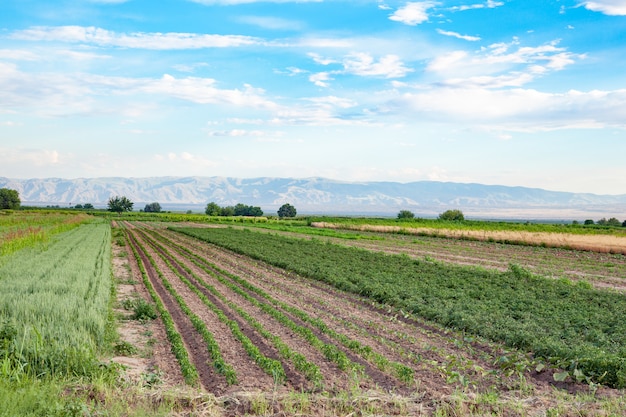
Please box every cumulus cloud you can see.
[393,87,626,131]
[426,40,583,87]
[307,52,413,85]
[580,0,626,15]
[389,2,437,26]
[10,26,262,49]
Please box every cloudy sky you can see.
[1,0,625,194]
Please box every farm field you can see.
[2,211,626,416]
[224,223,626,292]
[109,221,626,415]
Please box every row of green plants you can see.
[138,228,325,386]
[150,227,416,386]
[173,226,626,388]
[124,231,200,386]
[127,231,238,385]
[0,220,113,380]
[127,227,286,385]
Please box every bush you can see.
[438,209,465,221]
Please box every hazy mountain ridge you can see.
[1,176,625,217]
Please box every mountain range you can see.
[1,176,625,220]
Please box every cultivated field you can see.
[2,212,626,416]
[111,221,626,415]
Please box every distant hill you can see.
[1,176,625,219]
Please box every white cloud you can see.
[436,29,481,41]
[342,53,413,78]
[0,49,40,61]
[395,87,626,131]
[11,26,262,49]
[208,129,266,137]
[309,72,332,87]
[237,16,303,30]
[389,2,437,26]
[425,40,583,87]
[448,0,503,11]
[580,0,626,15]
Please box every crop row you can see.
[0,220,112,379]
[141,227,417,387]
[173,226,626,388]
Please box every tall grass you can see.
[0,211,91,257]
[0,220,112,379]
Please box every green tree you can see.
[83,203,94,209]
[220,206,235,216]
[623,220,626,228]
[0,188,20,209]
[233,203,263,216]
[107,196,133,214]
[74,204,83,209]
[606,217,622,227]
[205,202,221,216]
[438,209,465,221]
[597,218,608,226]
[584,219,595,225]
[397,210,415,220]
[277,203,297,218]
[144,202,162,213]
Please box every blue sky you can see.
[1,0,625,195]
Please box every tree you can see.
[607,217,622,227]
[220,206,235,216]
[623,220,626,228]
[0,188,20,210]
[83,203,94,209]
[107,196,133,214]
[144,202,162,213]
[438,209,465,221]
[597,218,608,226]
[397,210,415,220]
[278,203,297,218]
[205,202,221,216]
[584,219,595,225]
[74,204,83,209]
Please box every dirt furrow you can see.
[129,227,278,394]
[126,229,222,392]
[140,227,373,393]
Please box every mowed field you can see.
[111,220,626,416]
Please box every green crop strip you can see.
[0,221,112,379]
[173,226,626,388]
[124,230,199,386]
[150,228,415,384]
[140,229,324,386]
[132,229,285,384]
[142,228,359,376]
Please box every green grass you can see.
[0,220,113,379]
[174,226,626,388]
[0,210,92,256]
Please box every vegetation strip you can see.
[127,228,237,385]
[149,227,414,386]
[124,229,200,386]
[131,228,287,385]
[0,221,112,379]
[140,229,323,387]
[173,226,626,388]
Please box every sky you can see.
[1,0,625,195]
